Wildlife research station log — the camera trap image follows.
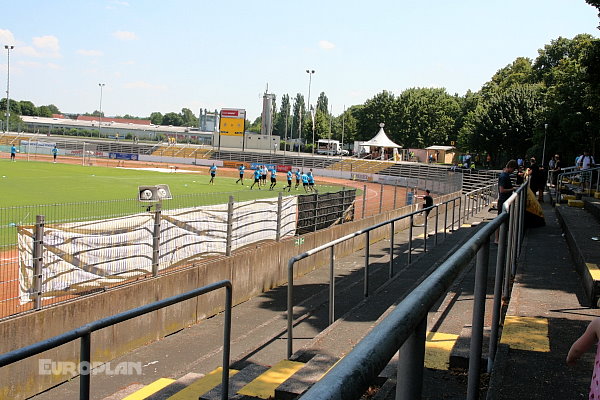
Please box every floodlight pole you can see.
[98,83,105,138]
[306,69,315,155]
[5,45,14,134]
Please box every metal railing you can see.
[554,165,600,204]
[286,184,496,359]
[289,182,526,400]
[0,280,233,400]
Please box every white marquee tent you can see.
[359,123,402,160]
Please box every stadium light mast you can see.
[4,45,14,134]
[306,69,315,155]
[98,83,105,138]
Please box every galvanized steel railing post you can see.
[452,198,457,231]
[379,183,384,213]
[364,231,370,297]
[389,221,395,279]
[444,202,448,239]
[423,214,428,253]
[226,195,235,255]
[287,259,295,359]
[434,205,439,246]
[467,236,490,400]
[362,184,367,219]
[80,329,92,400]
[152,203,162,276]
[222,284,232,400]
[489,219,508,372]
[396,317,426,400]
[329,246,335,325]
[408,215,414,265]
[32,215,45,310]
[276,192,283,241]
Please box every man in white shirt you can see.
[578,151,596,192]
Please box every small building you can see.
[425,145,456,164]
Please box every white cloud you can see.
[106,0,129,9]
[19,46,44,58]
[113,31,138,41]
[0,29,16,46]
[77,49,104,57]
[318,40,335,50]
[47,62,61,70]
[18,61,42,68]
[33,35,60,52]
[124,81,167,90]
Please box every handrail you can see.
[554,165,600,204]
[297,182,527,400]
[286,184,495,359]
[0,280,233,400]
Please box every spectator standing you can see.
[577,150,596,193]
[550,154,561,187]
[496,160,518,242]
[567,317,600,398]
[527,157,544,202]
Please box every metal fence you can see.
[0,280,233,400]
[0,188,360,320]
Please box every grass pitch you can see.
[0,160,345,229]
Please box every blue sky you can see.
[1,0,598,122]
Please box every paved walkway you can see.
[488,198,600,399]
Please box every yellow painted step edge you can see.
[500,315,550,352]
[237,360,305,399]
[122,378,176,400]
[167,367,239,400]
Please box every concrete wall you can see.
[0,191,461,399]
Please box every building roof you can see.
[425,145,455,151]
[360,124,401,148]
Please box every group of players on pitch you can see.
[234,164,317,193]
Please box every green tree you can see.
[395,87,461,148]
[37,105,53,118]
[355,90,397,141]
[180,108,199,127]
[162,112,183,126]
[150,112,163,125]
[274,94,291,139]
[19,100,37,116]
[316,92,329,115]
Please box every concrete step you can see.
[274,353,339,400]
[556,204,600,307]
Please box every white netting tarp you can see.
[18,196,297,303]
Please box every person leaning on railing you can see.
[495,159,518,243]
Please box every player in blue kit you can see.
[285,170,293,191]
[209,164,217,185]
[250,168,262,190]
[301,171,309,193]
[294,169,301,190]
[236,164,245,185]
[269,168,277,190]
[307,169,316,192]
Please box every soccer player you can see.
[301,171,309,192]
[307,169,316,193]
[10,145,16,161]
[269,167,277,190]
[52,145,58,163]
[250,167,262,190]
[285,170,293,191]
[236,164,245,185]
[260,165,268,187]
[209,163,217,185]
[294,169,301,190]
